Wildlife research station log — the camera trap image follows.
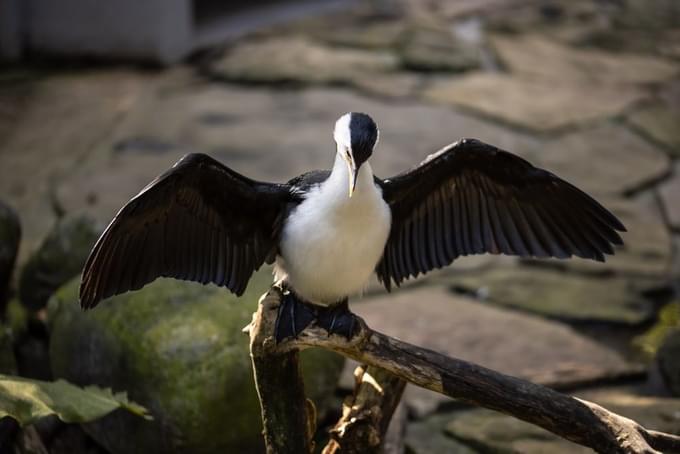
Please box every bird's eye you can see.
[345,149,351,158]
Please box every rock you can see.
[613,0,680,31]
[634,302,679,359]
[317,20,405,50]
[627,103,680,158]
[209,36,398,85]
[449,265,654,325]
[405,413,478,454]
[538,123,670,195]
[0,324,17,375]
[423,33,679,131]
[48,270,344,454]
[352,72,423,98]
[673,235,680,279]
[446,408,591,453]
[438,0,523,20]
[659,163,680,230]
[444,387,680,453]
[423,73,644,131]
[657,325,680,396]
[351,286,641,416]
[0,71,157,265]
[536,123,670,196]
[19,214,101,311]
[0,200,20,305]
[397,20,482,73]
[491,33,678,86]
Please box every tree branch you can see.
[322,365,406,453]
[245,289,314,454]
[250,288,680,454]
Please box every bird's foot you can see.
[273,293,358,342]
[274,291,316,343]
[316,300,358,340]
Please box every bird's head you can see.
[333,112,379,197]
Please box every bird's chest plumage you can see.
[277,177,391,305]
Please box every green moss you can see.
[451,266,653,325]
[634,301,680,359]
[6,298,27,339]
[48,269,344,453]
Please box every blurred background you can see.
[0,0,679,452]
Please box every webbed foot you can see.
[274,291,316,343]
[317,300,358,340]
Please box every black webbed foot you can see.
[274,291,316,343]
[316,300,358,340]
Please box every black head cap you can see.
[349,112,378,166]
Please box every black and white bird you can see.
[80,112,625,339]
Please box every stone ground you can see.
[1,0,679,452]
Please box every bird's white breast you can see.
[276,163,391,306]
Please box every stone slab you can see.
[628,103,680,158]
[536,123,670,196]
[405,413,478,454]
[449,265,654,325]
[0,70,158,263]
[209,36,399,85]
[491,33,678,86]
[423,73,644,131]
[659,163,680,230]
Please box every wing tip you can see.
[78,293,98,311]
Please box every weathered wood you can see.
[245,288,313,454]
[248,287,680,453]
[322,365,407,454]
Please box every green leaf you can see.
[0,374,152,426]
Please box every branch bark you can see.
[248,287,680,454]
[322,365,407,454]
[246,288,314,454]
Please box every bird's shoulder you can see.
[287,170,331,193]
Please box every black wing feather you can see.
[80,153,291,309]
[376,139,626,289]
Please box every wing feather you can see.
[80,153,291,309]
[376,139,625,289]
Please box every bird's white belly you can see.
[277,183,391,306]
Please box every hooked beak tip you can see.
[348,168,358,198]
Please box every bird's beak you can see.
[346,157,358,198]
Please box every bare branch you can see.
[245,289,314,454]
[322,365,407,453]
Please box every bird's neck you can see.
[327,153,375,199]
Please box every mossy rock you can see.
[0,324,17,375]
[48,270,344,454]
[449,265,654,325]
[0,201,21,306]
[397,20,481,73]
[633,301,680,360]
[657,324,680,396]
[19,215,100,311]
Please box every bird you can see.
[80,112,625,340]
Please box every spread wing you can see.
[80,153,292,309]
[375,139,626,290]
